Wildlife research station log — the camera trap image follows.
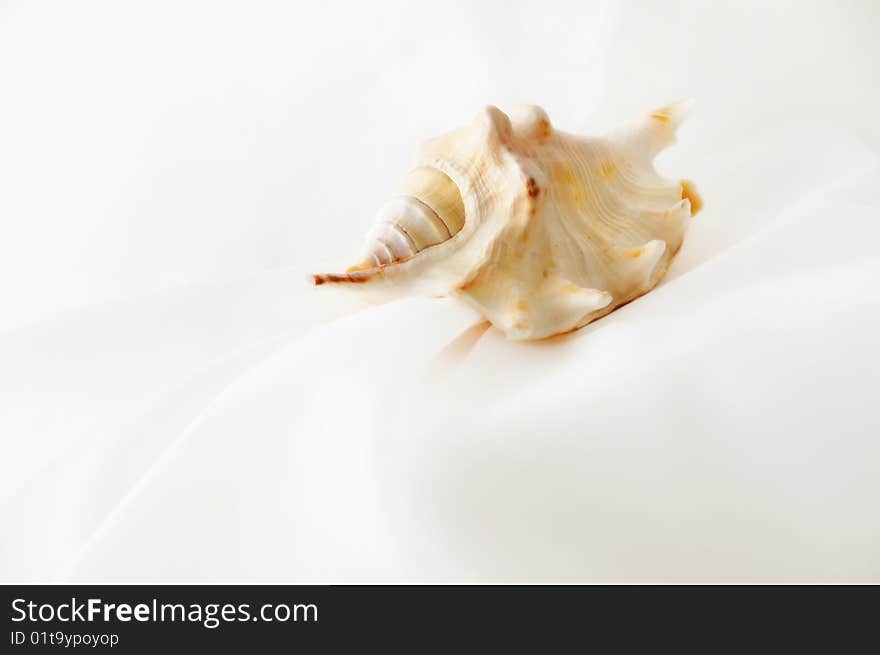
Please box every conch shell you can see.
[313,102,701,340]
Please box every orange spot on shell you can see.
[600,161,616,178]
[680,179,703,216]
[536,119,552,140]
[560,167,586,207]
[650,109,671,122]
[345,260,375,273]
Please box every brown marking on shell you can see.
[680,179,703,215]
[526,177,540,198]
[600,161,616,178]
[313,271,373,285]
[516,300,528,312]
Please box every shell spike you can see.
[651,98,694,127]
[617,98,694,162]
[474,105,513,142]
[613,240,667,291]
[510,105,553,141]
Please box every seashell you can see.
[313,102,701,340]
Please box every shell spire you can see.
[313,102,701,340]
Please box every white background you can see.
[1,0,878,581]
